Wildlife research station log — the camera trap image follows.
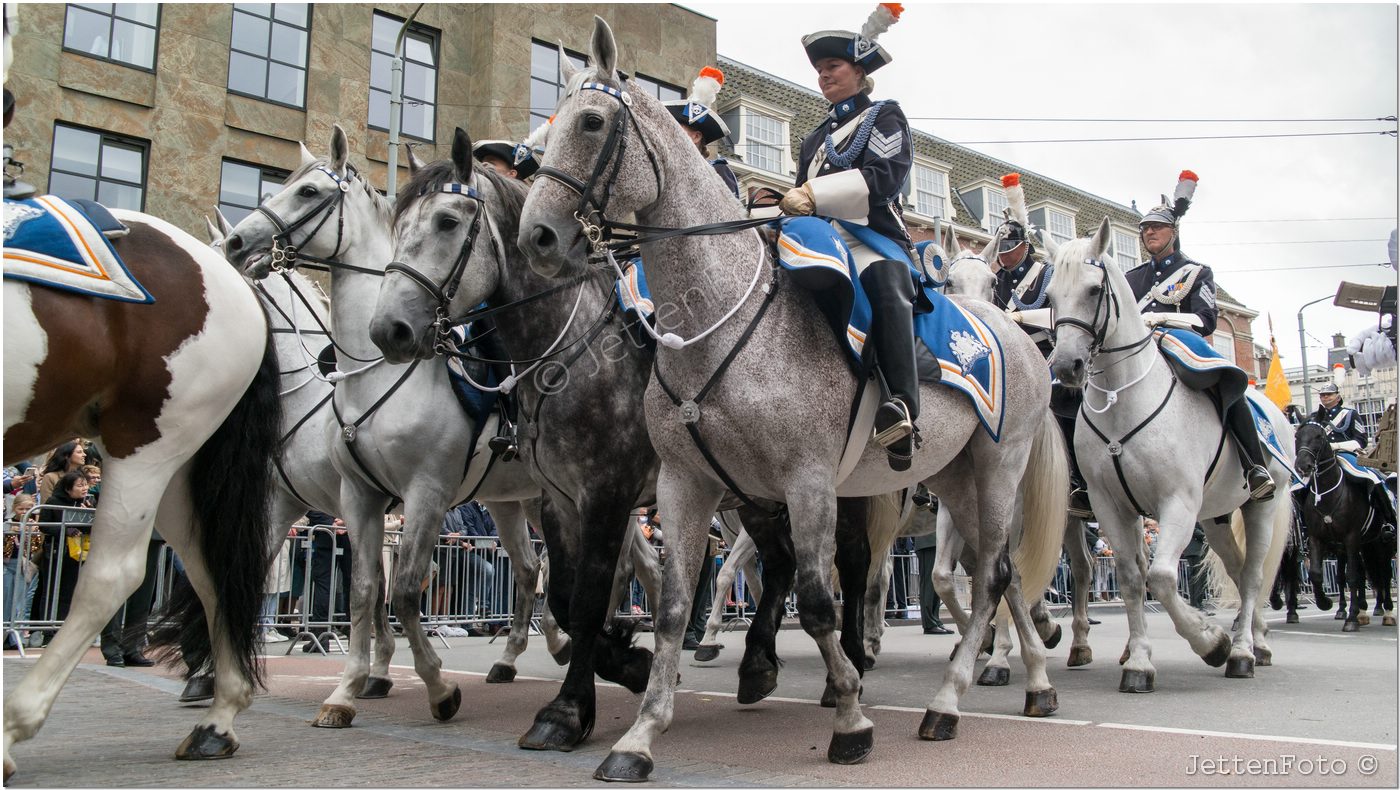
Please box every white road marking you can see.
[1097,722,1397,751]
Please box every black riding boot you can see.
[860,260,922,472]
[1225,400,1275,501]
[1056,410,1093,519]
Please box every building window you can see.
[983,189,1008,231]
[1211,331,1236,363]
[1111,229,1140,269]
[218,160,288,226]
[741,110,787,174]
[369,12,438,141]
[48,124,147,211]
[632,73,684,103]
[1356,397,1384,440]
[62,3,159,70]
[529,40,586,132]
[227,4,310,108]
[910,163,948,219]
[1045,209,1075,245]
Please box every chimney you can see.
[1332,332,1346,349]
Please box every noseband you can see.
[1052,257,1117,353]
[256,165,350,272]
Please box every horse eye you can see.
[299,185,317,198]
[436,215,460,232]
[583,112,605,132]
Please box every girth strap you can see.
[1081,374,1178,518]
[652,273,781,511]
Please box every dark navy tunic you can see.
[1124,251,1218,337]
[1320,402,1368,446]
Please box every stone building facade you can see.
[5,3,714,234]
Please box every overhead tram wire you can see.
[1226,262,1395,273]
[1191,238,1392,246]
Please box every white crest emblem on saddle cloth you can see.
[868,128,902,159]
[3,195,153,303]
[949,329,991,375]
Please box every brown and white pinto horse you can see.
[2,209,283,782]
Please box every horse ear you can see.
[450,127,474,182]
[1091,216,1112,259]
[204,215,223,246]
[1039,226,1060,261]
[214,206,235,237]
[980,227,1000,264]
[945,224,963,257]
[298,140,316,168]
[558,40,579,84]
[406,144,425,176]
[329,123,350,175]
[590,16,618,80]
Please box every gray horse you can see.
[515,17,1069,781]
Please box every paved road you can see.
[4,606,1395,787]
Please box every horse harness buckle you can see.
[679,400,701,425]
[342,424,357,443]
[1107,440,1123,457]
[270,242,298,271]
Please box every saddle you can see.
[3,195,151,303]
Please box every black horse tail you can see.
[150,324,283,687]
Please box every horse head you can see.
[1045,216,1119,388]
[1293,421,1332,479]
[223,123,389,279]
[518,15,674,279]
[941,226,996,301]
[370,127,526,363]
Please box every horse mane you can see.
[287,157,393,225]
[393,159,527,245]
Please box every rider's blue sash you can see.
[1243,390,1302,485]
[3,195,152,304]
[776,217,1005,441]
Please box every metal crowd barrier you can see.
[6,511,1397,655]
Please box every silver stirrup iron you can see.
[872,400,914,449]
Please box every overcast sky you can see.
[685,1,1399,375]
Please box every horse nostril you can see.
[530,224,557,253]
[225,234,244,253]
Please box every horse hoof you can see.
[551,642,573,666]
[1316,595,1333,611]
[693,643,722,662]
[918,710,958,741]
[827,727,874,765]
[1253,647,1272,667]
[5,754,16,784]
[1225,655,1254,679]
[175,724,239,760]
[1269,593,1283,610]
[863,654,876,671]
[594,751,653,783]
[1067,645,1093,667]
[1384,616,1397,627]
[977,665,1010,687]
[179,675,216,704]
[1342,620,1360,632]
[431,686,462,722]
[1119,669,1154,693]
[357,676,393,698]
[736,670,778,705]
[1043,624,1063,650]
[1202,636,1231,668]
[519,718,586,751]
[1357,612,1372,626]
[1286,612,1300,624]
[1024,688,1058,717]
[1335,608,1347,620]
[486,663,517,684]
[312,703,356,728]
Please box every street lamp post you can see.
[385,4,425,204]
[1298,294,1334,413]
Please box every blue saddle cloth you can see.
[615,258,655,323]
[2,195,151,303]
[1155,328,1249,407]
[444,325,501,449]
[1242,390,1302,485]
[1336,451,1396,490]
[776,217,1006,441]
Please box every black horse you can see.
[1293,422,1393,631]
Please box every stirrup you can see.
[873,400,915,449]
[1246,466,1275,501]
[1068,488,1094,520]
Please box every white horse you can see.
[1044,216,1293,690]
[220,125,558,728]
[516,18,1069,780]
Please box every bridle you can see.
[1053,255,1159,413]
[383,180,487,352]
[256,165,352,273]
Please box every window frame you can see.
[47,122,150,212]
[720,97,793,177]
[226,3,312,110]
[61,2,161,72]
[217,158,290,227]
[1109,226,1141,269]
[631,72,685,104]
[528,39,587,132]
[1210,330,1236,363]
[905,157,951,222]
[368,11,440,143]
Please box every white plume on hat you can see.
[1001,173,1029,228]
[521,116,552,152]
[860,3,902,41]
[688,66,724,110]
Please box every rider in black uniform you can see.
[1124,171,1274,500]
[663,66,740,200]
[990,173,1093,518]
[782,3,926,471]
[1315,383,1369,446]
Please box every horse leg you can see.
[629,516,665,646]
[1064,518,1094,666]
[384,497,461,722]
[595,474,724,781]
[2,464,175,779]
[1147,508,1233,674]
[862,550,891,669]
[1203,508,1271,673]
[359,568,395,698]
[1343,535,1367,631]
[930,509,969,634]
[1285,547,1301,624]
[1003,580,1056,717]
[695,523,754,661]
[481,499,536,684]
[826,497,872,707]
[734,504,795,705]
[537,558,572,665]
[524,486,642,752]
[1096,508,1156,692]
[1334,551,1349,619]
[977,608,1013,686]
[1306,535,1332,612]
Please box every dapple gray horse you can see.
[221,126,555,728]
[515,17,1069,780]
[1043,217,1293,691]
